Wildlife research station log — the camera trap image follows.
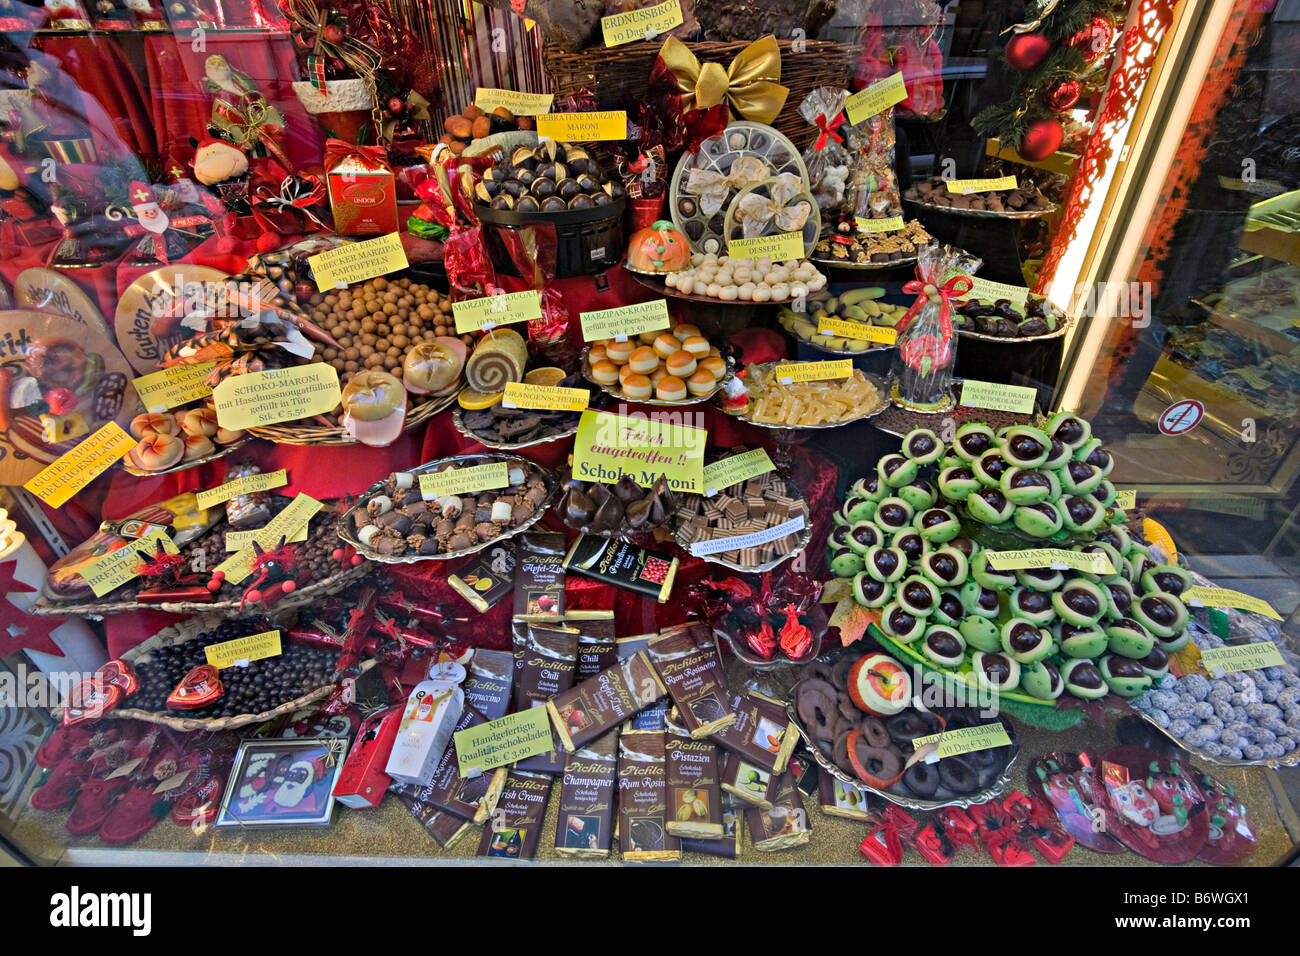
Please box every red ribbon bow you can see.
[324,138,389,174]
[897,274,974,341]
[813,111,845,150]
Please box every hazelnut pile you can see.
[306,277,475,389]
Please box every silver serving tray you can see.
[580,346,734,407]
[120,436,250,477]
[450,405,581,451]
[785,673,1019,812]
[903,195,1058,220]
[337,453,557,563]
[811,254,919,272]
[718,366,891,429]
[956,312,1073,343]
[673,473,813,574]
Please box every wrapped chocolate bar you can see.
[647,623,735,738]
[462,649,514,721]
[477,771,553,860]
[448,542,517,614]
[563,534,679,603]
[224,459,273,529]
[617,730,681,863]
[555,730,618,858]
[846,100,903,225]
[891,245,981,411]
[721,750,781,808]
[799,88,852,234]
[512,619,578,773]
[617,634,669,730]
[571,610,618,679]
[818,767,872,821]
[680,791,742,858]
[396,794,473,849]
[664,711,725,840]
[417,705,507,824]
[710,690,798,774]
[513,532,566,619]
[248,156,330,235]
[745,770,811,851]
[546,648,666,753]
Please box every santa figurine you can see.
[121,179,212,264]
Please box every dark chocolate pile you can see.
[560,474,678,537]
[956,296,1063,338]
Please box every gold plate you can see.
[114,265,231,374]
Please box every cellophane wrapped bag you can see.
[891,245,980,410]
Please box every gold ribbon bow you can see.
[683,155,769,217]
[659,35,789,126]
[734,173,811,238]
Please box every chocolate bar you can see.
[448,542,517,613]
[818,767,872,821]
[395,793,473,849]
[570,609,618,679]
[419,705,507,824]
[721,750,781,808]
[680,791,743,859]
[512,619,578,773]
[463,648,514,721]
[745,770,811,851]
[562,534,678,603]
[513,531,566,619]
[710,691,798,774]
[617,634,668,730]
[555,730,618,858]
[664,712,725,840]
[545,651,666,753]
[476,771,553,860]
[647,623,735,738]
[617,730,681,863]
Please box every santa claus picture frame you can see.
[215,738,347,828]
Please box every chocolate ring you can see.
[860,716,891,750]
[801,659,835,685]
[833,728,854,775]
[831,714,855,742]
[886,711,930,746]
[837,691,859,722]
[903,761,941,798]
[852,736,902,781]
[796,679,838,742]
[831,654,859,690]
[938,756,980,794]
[963,745,1001,770]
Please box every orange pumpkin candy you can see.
[626,220,691,274]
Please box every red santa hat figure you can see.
[129,180,169,234]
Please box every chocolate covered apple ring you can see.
[860,716,891,751]
[848,730,903,786]
[938,756,979,794]
[796,679,838,741]
[903,761,941,798]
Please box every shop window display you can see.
[0,0,1295,873]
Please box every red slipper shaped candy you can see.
[166,665,223,710]
[66,776,130,836]
[98,783,170,845]
[35,724,105,768]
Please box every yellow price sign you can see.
[196,469,287,511]
[536,111,627,142]
[418,463,510,499]
[502,382,589,412]
[774,360,852,384]
[946,175,1017,195]
[308,232,409,292]
[601,0,683,46]
[24,422,135,508]
[212,364,342,432]
[701,448,774,496]
[913,723,1012,759]
[817,316,897,345]
[987,548,1115,576]
[474,88,554,116]
[452,290,542,334]
[204,630,283,669]
[571,409,705,492]
[856,215,905,234]
[960,379,1037,415]
[82,529,178,598]
[845,72,907,124]
[579,299,670,342]
[727,231,805,262]
[1183,587,1282,622]
[132,363,215,412]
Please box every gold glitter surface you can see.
[7,709,1297,866]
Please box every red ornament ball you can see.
[1018,117,1063,161]
[1046,80,1081,112]
[1070,16,1114,63]
[386,96,406,116]
[1005,32,1052,71]
[322,23,344,45]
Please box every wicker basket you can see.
[541,39,853,151]
[28,553,372,619]
[245,388,457,446]
[58,614,378,733]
